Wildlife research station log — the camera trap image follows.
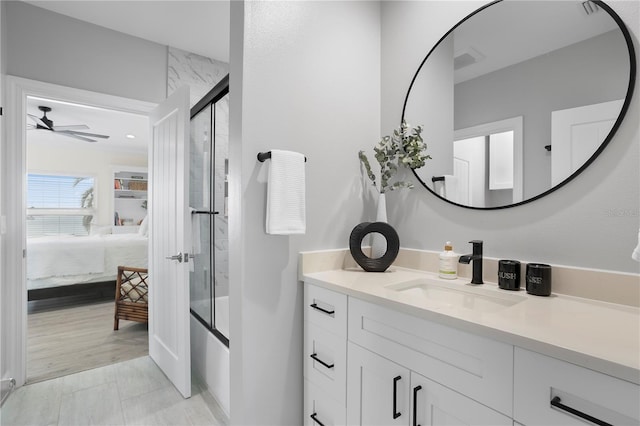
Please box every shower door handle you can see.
[165,252,183,263]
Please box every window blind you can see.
[27,174,95,237]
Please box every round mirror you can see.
[402,0,635,209]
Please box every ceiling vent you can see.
[454,47,485,70]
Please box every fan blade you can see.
[56,130,110,139]
[58,132,97,143]
[52,124,90,131]
[27,114,51,129]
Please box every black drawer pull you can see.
[310,413,326,426]
[413,385,422,426]
[310,303,335,316]
[310,353,334,369]
[550,396,612,426]
[393,375,402,419]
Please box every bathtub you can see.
[191,295,229,340]
[190,295,230,416]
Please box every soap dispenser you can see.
[439,241,458,279]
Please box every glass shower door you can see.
[188,76,230,345]
[189,104,213,329]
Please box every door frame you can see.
[3,76,156,386]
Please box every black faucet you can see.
[459,240,483,284]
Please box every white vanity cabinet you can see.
[346,296,513,425]
[514,347,640,425]
[346,343,511,426]
[303,281,640,426]
[347,297,514,417]
[304,284,348,426]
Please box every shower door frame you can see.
[189,74,230,348]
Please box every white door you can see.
[148,85,191,398]
[411,372,511,426]
[453,136,485,207]
[452,157,469,205]
[551,99,623,186]
[346,342,410,425]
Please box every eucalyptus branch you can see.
[358,121,430,194]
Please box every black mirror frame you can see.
[401,0,636,210]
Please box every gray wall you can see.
[455,29,630,199]
[5,1,167,103]
[382,0,639,273]
[229,1,381,424]
[1,0,7,382]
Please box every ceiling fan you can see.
[27,106,110,143]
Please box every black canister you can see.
[498,260,521,290]
[526,263,552,296]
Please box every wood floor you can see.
[27,299,148,384]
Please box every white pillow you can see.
[138,215,149,237]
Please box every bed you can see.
[27,233,148,300]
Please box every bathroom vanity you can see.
[301,251,640,426]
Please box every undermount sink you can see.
[386,278,526,313]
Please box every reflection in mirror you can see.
[403,0,635,209]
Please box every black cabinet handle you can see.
[309,353,334,369]
[393,375,402,419]
[310,303,334,316]
[413,385,422,426]
[310,413,326,426]
[550,396,612,426]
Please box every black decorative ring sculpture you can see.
[349,222,400,272]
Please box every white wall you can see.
[5,1,167,103]
[381,0,640,274]
[26,142,147,227]
[229,1,381,424]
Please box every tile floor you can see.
[0,356,229,426]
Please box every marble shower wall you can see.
[167,47,229,108]
[168,47,230,301]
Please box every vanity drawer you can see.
[348,297,513,417]
[304,321,347,402]
[304,379,346,426]
[514,347,640,425]
[304,283,347,337]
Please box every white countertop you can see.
[303,266,640,385]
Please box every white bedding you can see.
[27,234,148,290]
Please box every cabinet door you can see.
[347,342,410,426]
[305,380,346,426]
[410,372,512,426]
[514,348,640,425]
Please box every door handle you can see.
[393,375,402,419]
[413,385,422,426]
[165,252,183,262]
[550,396,612,426]
[310,303,335,316]
[309,353,334,369]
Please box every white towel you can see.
[190,208,202,255]
[266,150,306,235]
[632,228,640,262]
[189,208,202,272]
[435,175,459,203]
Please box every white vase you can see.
[371,192,387,259]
